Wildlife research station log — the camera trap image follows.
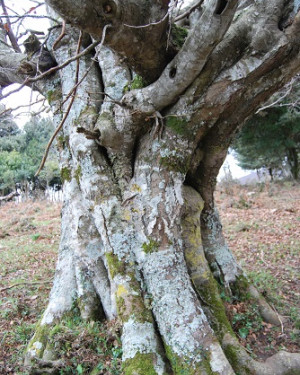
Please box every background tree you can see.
[233,107,300,180]
[0,115,60,194]
[0,0,300,374]
[233,76,300,180]
[0,103,19,137]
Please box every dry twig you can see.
[0,280,52,292]
[35,24,111,176]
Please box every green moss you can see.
[46,88,61,104]
[116,295,152,323]
[166,116,188,136]
[26,321,50,358]
[130,75,146,90]
[116,282,152,324]
[160,155,189,174]
[196,274,234,340]
[75,165,82,185]
[231,274,251,301]
[106,254,153,323]
[164,345,215,375]
[171,24,188,49]
[123,75,146,93]
[223,345,239,371]
[60,167,71,183]
[142,239,160,253]
[223,345,252,375]
[105,252,126,279]
[57,135,69,150]
[79,106,98,118]
[123,83,130,94]
[123,353,157,375]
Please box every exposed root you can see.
[26,358,64,375]
[223,334,300,375]
[247,284,287,326]
[231,274,287,326]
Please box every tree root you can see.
[231,274,287,326]
[26,358,64,375]
[223,334,300,375]
[247,284,287,326]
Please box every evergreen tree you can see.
[233,107,300,180]
[0,103,19,138]
[0,116,60,193]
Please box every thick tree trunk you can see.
[0,0,299,374]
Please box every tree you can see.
[0,116,60,193]
[233,101,300,180]
[0,103,19,138]
[0,0,300,374]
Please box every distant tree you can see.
[0,103,19,138]
[0,116,60,193]
[233,107,300,180]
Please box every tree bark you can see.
[1,0,300,374]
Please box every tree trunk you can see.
[0,0,299,374]
[287,147,299,180]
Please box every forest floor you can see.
[0,181,299,374]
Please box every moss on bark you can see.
[122,353,159,375]
[164,344,216,375]
[60,167,72,183]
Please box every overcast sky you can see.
[1,0,50,125]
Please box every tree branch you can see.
[0,0,21,52]
[0,36,103,99]
[0,280,52,292]
[175,0,204,22]
[45,0,175,82]
[122,0,239,112]
[35,24,111,176]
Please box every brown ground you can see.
[0,181,299,373]
[216,180,300,359]
[0,200,61,374]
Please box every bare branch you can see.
[0,97,46,116]
[256,75,300,113]
[35,24,111,176]
[123,11,169,29]
[0,14,59,24]
[0,0,21,52]
[1,36,105,100]
[35,30,84,177]
[0,280,52,292]
[52,20,66,50]
[175,0,204,22]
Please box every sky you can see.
[1,0,50,126]
[218,152,252,180]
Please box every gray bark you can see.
[1,0,300,374]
